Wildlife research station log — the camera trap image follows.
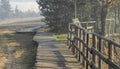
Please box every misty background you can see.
[0,0,40,20]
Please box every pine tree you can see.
[37,0,74,33]
[14,5,21,17]
[0,0,11,19]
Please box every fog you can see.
[0,0,40,20]
[10,2,39,12]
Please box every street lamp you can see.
[73,0,82,27]
[75,0,77,18]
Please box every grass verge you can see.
[53,34,67,41]
[0,31,37,69]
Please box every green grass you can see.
[53,34,67,41]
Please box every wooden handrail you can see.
[67,23,120,69]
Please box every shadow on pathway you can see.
[33,31,82,69]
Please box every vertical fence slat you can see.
[67,24,70,46]
[68,23,120,69]
[75,26,78,58]
[82,30,85,67]
[86,33,89,69]
[108,42,112,69]
[79,29,82,62]
[69,24,72,49]
[77,28,80,61]
[92,34,96,63]
[98,38,102,69]
[72,26,75,54]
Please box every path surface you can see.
[33,31,82,69]
[0,17,42,26]
[0,17,44,31]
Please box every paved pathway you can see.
[33,31,82,69]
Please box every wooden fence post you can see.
[69,24,72,49]
[86,33,89,69]
[67,24,70,46]
[98,37,102,69]
[92,34,96,68]
[82,30,85,67]
[108,42,112,69]
[75,26,78,57]
[79,29,82,63]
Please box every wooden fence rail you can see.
[67,23,120,69]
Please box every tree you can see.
[37,0,74,33]
[0,0,11,19]
[77,0,93,21]
[37,0,116,34]
[100,0,115,35]
[112,0,120,33]
[91,0,115,35]
[14,5,19,15]
[0,3,2,19]
[37,0,93,33]
[97,0,115,35]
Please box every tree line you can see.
[0,0,39,20]
[37,0,120,35]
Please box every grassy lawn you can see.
[0,30,37,69]
[53,34,67,41]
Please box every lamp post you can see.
[73,0,82,27]
[75,0,77,18]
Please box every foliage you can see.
[10,5,40,18]
[0,0,11,19]
[37,0,118,35]
[37,0,94,33]
[13,9,40,18]
[0,0,40,20]
[91,0,116,35]
[37,0,74,33]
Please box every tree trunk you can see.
[92,0,100,33]
[114,5,117,33]
[100,5,108,36]
[118,4,120,25]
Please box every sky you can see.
[10,0,39,12]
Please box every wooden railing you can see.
[67,23,120,69]
[76,21,95,32]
